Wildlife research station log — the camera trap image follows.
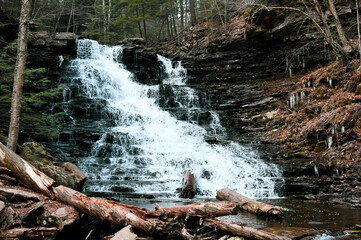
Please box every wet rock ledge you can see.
[27,31,77,68]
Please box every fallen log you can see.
[53,185,154,233]
[53,185,239,235]
[180,170,196,199]
[205,219,290,240]
[0,143,54,198]
[146,201,238,218]
[217,188,283,218]
[0,185,47,202]
[4,227,60,240]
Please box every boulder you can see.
[21,142,86,190]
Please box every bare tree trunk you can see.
[213,0,224,26]
[53,3,64,34]
[171,11,178,36]
[66,0,75,32]
[102,0,107,43]
[7,0,33,151]
[142,4,147,45]
[166,15,171,39]
[189,0,197,26]
[107,0,111,41]
[180,0,185,30]
[327,0,352,52]
[357,0,361,58]
[225,0,227,29]
[136,7,143,38]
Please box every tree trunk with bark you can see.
[7,0,33,151]
[189,0,197,26]
[180,0,185,30]
[216,188,283,218]
[327,0,352,52]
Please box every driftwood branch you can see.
[217,188,283,218]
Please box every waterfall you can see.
[59,39,282,200]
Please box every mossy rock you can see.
[21,142,55,166]
[21,142,85,190]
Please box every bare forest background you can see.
[0,0,243,45]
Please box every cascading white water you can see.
[63,39,282,199]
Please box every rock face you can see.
[120,38,163,85]
[0,9,18,48]
[27,31,77,68]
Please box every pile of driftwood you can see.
[0,142,289,240]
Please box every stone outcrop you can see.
[20,142,86,191]
[120,38,163,85]
[27,31,77,68]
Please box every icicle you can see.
[327,77,332,87]
[301,91,305,102]
[295,92,299,105]
[314,165,319,176]
[289,94,295,109]
[327,136,333,148]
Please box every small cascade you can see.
[58,55,64,67]
[56,39,282,200]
